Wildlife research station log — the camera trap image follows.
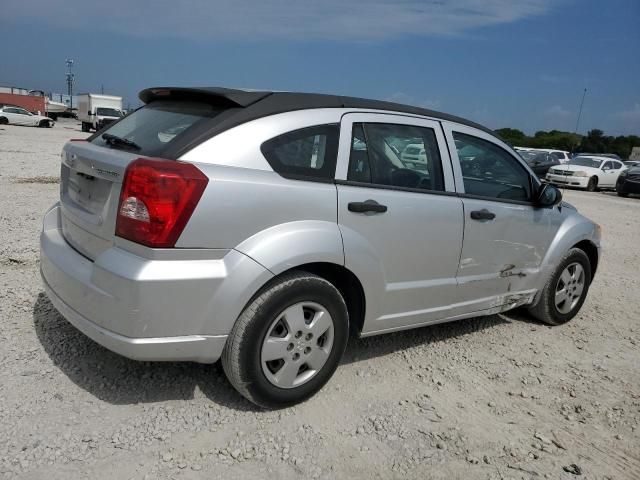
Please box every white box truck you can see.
[77,93,124,132]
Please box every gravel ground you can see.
[1,119,639,479]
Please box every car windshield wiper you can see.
[102,133,141,151]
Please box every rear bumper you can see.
[546,173,589,188]
[42,273,227,363]
[40,203,270,363]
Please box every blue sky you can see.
[1,0,638,135]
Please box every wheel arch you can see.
[572,239,599,283]
[242,262,367,336]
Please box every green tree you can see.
[495,128,526,146]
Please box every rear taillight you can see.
[116,158,208,248]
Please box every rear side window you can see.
[91,100,225,157]
[347,122,445,191]
[261,124,339,181]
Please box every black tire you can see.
[586,176,598,192]
[617,189,629,197]
[222,271,349,408]
[81,122,89,132]
[528,248,592,326]
[38,120,49,128]
[0,117,8,125]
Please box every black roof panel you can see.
[139,86,500,157]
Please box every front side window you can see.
[453,132,532,202]
[602,161,613,170]
[261,124,339,181]
[347,122,444,191]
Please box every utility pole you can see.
[65,59,75,109]
[574,88,587,134]
[101,84,104,94]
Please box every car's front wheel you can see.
[528,248,592,325]
[222,271,349,408]
[586,176,598,192]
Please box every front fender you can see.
[534,209,600,296]
[235,220,344,275]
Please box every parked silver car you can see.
[40,87,601,407]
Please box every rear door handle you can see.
[348,200,388,214]
[470,209,495,220]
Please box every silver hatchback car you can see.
[40,87,601,407]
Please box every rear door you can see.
[443,122,562,310]
[4,107,25,125]
[335,113,464,334]
[600,160,623,186]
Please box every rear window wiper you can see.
[102,133,141,151]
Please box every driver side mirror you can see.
[536,183,562,207]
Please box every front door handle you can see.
[470,209,495,221]
[348,200,388,214]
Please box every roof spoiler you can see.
[139,87,272,108]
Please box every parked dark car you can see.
[518,150,560,177]
[616,166,640,197]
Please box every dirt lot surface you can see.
[1,120,639,479]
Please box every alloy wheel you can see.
[261,302,335,389]
[555,262,586,314]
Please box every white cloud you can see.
[1,0,556,40]
[544,105,571,117]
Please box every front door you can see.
[335,113,464,335]
[443,122,562,311]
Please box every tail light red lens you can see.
[116,158,208,248]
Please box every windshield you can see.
[518,151,537,160]
[91,100,224,156]
[570,157,602,168]
[96,107,124,117]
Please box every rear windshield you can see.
[91,100,224,157]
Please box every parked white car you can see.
[0,105,54,127]
[400,143,427,169]
[546,156,625,191]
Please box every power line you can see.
[574,88,587,135]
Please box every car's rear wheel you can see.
[528,248,591,325]
[586,176,598,192]
[222,271,349,408]
[0,117,8,125]
[38,120,50,128]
